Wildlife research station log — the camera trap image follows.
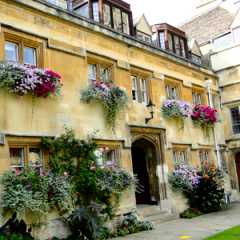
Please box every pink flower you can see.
[64,172,68,176]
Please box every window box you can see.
[0,62,62,98]
[81,81,128,128]
[191,104,218,128]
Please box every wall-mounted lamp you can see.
[145,99,155,124]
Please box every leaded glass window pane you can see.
[122,12,130,34]
[231,107,240,134]
[103,4,111,27]
[113,7,122,32]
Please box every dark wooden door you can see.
[236,153,240,190]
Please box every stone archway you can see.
[129,126,167,206]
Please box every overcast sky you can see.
[125,0,198,26]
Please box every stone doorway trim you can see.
[129,125,167,201]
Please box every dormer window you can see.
[153,23,188,59]
[73,0,133,35]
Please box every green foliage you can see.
[179,208,202,219]
[41,129,135,240]
[0,234,33,240]
[204,226,240,240]
[41,129,97,176]
[1,170,73,221]
[186,176,225,214]
[111,213,154,237]
[81,82,128,128]
[67,203,110,240]
[169,163,225,214]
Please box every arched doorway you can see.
[235,152,240,190]
[131,138,160,205]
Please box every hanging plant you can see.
[191,104,218,128]
[0,62,62,97]
[81,81,128,128]
[161,99,191,128]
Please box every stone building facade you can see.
[0,0,227,237]
[181,0,240,200]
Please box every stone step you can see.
[137,205,163,218]
[137,205,179,226]
[145,213,178,225]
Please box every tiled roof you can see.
[180,7,235,44]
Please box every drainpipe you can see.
[204,79,222,169]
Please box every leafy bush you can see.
[169,163,225,214]
[186,164,224,213]
[0,62,62,97]
[41,129,135,240]
[67,203,110,240]
[111,213,154,237]
[81,81,128,128]
[1,170,73,220]
[179,208,202,219]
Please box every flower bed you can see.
[191,104,218,128]
[0,62,62,97]
[162,100,192,119]
[81,81,128,128]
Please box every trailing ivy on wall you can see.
[81,81,128,129]
[0,62,62,97]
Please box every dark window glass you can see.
[10,148,24,168]
[113,7,122,32]
[231,107,240,134]
[167,33,173,51]
[122,12,130,34]
[174,35,181,55]
[180,38,186,57]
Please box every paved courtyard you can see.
[115,202,240,240]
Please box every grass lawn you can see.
[205,226,240,240]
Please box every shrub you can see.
[169,163,225,214]
[81,81,128,128]
[41,129,136,240]
[67,203,110,240]
[179,208,202,219]
[1,170,73,220]
[0,62,62,97]
[111,213,154,237]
